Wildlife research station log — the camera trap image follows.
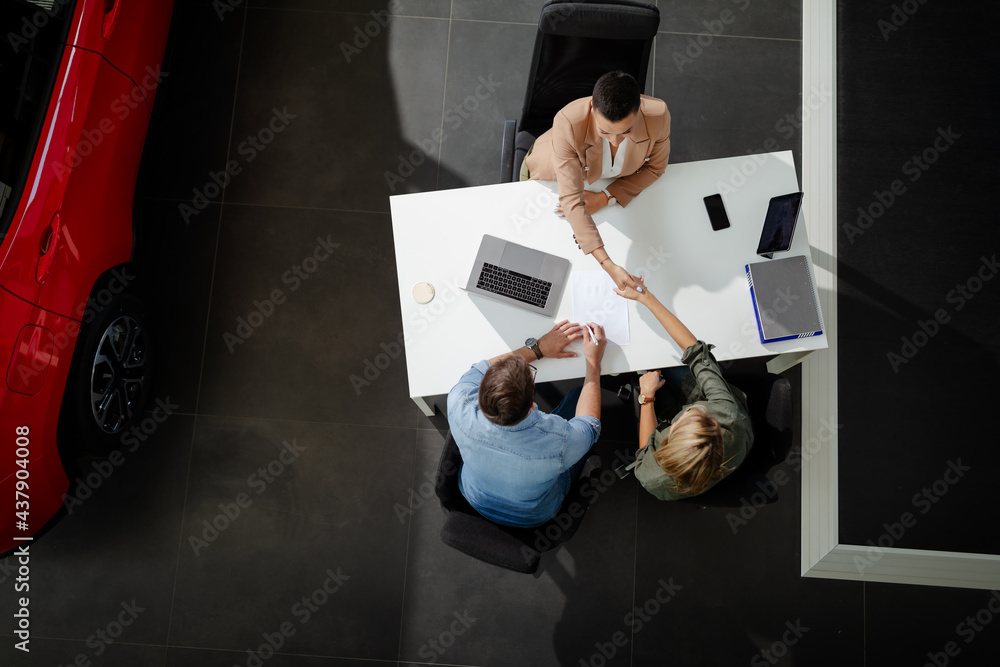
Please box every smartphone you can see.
[703,194,731,231]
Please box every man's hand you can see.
[604,261,641,292]
[537,319,584,358]
[613,274,651,301]
[582,322,607,367]
[639,370,665,398]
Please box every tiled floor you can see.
[2,1,998,665]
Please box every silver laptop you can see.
[464,235,570,317]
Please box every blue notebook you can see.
[746,255,823,343]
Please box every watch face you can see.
[525,337,537,347]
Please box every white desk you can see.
[390,151,827,416]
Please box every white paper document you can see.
[572,271,630,346]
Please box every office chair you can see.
[499,0,660,183]
[677,373,794,508]
[435,432,595,574]
[617,369,792,507]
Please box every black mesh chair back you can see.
[500,0,660,181]
[677,374,794,508]
[519,0,660,138]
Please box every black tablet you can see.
[756,192,804,259]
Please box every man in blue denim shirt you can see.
[447,320,607,528]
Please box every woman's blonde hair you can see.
[654,404,728,495]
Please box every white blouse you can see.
[600,137,629,179]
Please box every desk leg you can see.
[767,351,815,375]
[412,396,436,417]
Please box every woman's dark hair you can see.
[592,71,641,122]
[478,355,534,426]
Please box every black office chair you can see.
[620,369,793,507]
[678,372,794,508]
[499,0,660,183]
[435,432,596,574]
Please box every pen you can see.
[585,324,599,345]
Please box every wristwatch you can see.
[638,394,655,405]
[525,337,542,360]
[602,188,617,206]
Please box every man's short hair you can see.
[592,71,641,122]
[479,355,534,426]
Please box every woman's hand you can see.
[604,261,640,292]
[613,273,650,301]
[639,370,665,398]
[583,190,607,214]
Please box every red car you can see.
[1,0,174,554]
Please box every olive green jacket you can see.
[634,341,754,500]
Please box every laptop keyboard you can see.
[477,262,552,308]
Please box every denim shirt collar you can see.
[483,405,543,432]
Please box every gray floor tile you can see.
[436,20,536,189]
[135,199,220,411]
[658,0,801,41]
[631,432,863,665]
[0,416,193,644]
[451,0,544,24]
[141,1,245,202]
[166,647,392,666]
[167,417,414,659]
[837,2,996,150]
[0,640,165,667]
[398,429,638,666]
[251,0,452,19]
[837,336,999,556]
[652,32,802,167]
[222,10,449,212]
[837,139,997,331]
[865,583,1000,666]
[196,205,419,426]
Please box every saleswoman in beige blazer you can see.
[523,71,671,290]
